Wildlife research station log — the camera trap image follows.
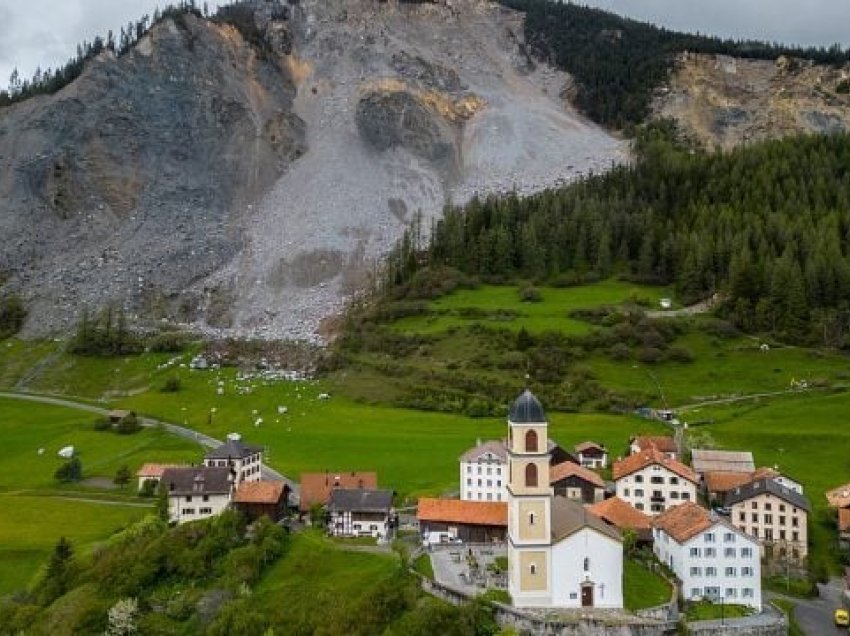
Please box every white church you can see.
[507,390,624,609]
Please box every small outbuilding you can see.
[417,498,507,544]
[327,488,395,540]
[233,480,290,522]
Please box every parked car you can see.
[834,608,849,627]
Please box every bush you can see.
[519,286,542,303]
[160,376,182,393]
[116,413,141,435]
[147,331,187,353]
[55,457,83,483]
[0,294,26,339]
[637,347,664,364]
[139,479,158,497]
[114,465,131,488]
[667,346,694,363]
[608,343,631,361]
[93,418,112,431]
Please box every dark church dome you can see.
[509,389,547,423]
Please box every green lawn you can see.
[685,600,752,621]
[413,553,435,579]
[623,559,672,611]
[0,397,202,594]
[392,281,671,335]
[0,495,148,595]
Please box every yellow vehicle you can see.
[834,608,849,627]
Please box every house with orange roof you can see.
[136,463,183,491]
[588,496,653,544]
[629,435,678,460]
[417,498,507,543]
[233,480,290,522]
[653,502,761,610]
[574,441,608,469]
[299,471,378,513]
[613,448,699,515]
[549,461,605,504]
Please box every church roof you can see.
[509,389,546,423]
[551,496,621,544]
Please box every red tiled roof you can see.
[417,498,507,527]
[588,496,652,531]
[575,441,606,453]
[613,448,698,483]
[299,471,377,512]
[136,463,181,478]
[704,467,778,494]
[234,481,287,504]
[652,502,714,543]
[632,436,677,454]
[550,461,605,488]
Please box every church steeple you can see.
[507,389,553,606]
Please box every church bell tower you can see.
[506,389,553,607]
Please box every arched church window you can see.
[525,429,538,452]
[583,557,590,571]
[529,512,535,525]
[530,564,537,575]
[525,463,538,488]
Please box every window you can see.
[764,528,774,541]
[725,588,738,598]
[525,463,538,488]
[704,533,716,543]
[497,494,502,501]
[779,516,786,526]
[477,466,482,475]
[635,489,644,497]
[751,513,758,523]
[477,493,482,500]
[779,504,786,512]
[496,480,501,487]
[486,480,492,487]
[792,531,799,542]
[764,514,773,524]
[780,530,786,540]
[477,479,482,486]
[496,467,501,475]
[635,503,645,511]
[486,493,492,500]
[467,478,472,486]
[690,567,702,576]
[584,558,590,572]
[529,564,537,575]
[182,508,195,515]
[670,476,679,485]
[724,533,735,542]
[725,567,736,577]
[624,488,630,496]
[529,512,535,526]
[681,492,691,500]
[691,588,702,599]
[186,496,192,502]
[651,503,664,513]
[651,476,664,484]
[743,588,754,598]
[739,512,746,522]
[725,548,736,557]
[704,548,716,558]
[652,490,663,499]
[705,567,717,577]
[765,503,772,511]
[670,492,679,499]
[199,507,212,515]
[525,430,538,453]
[742,567,753,576]
[689,547,701,557]
[467,466,472,474]
[792,517,799,527]
[634,475,644,483]
[751,502,757,509]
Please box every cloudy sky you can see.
[1,0,850,90]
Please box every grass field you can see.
[392,281,671,335]
[0,397,203,594]
[685,600,752,620]
[623,560,672,611]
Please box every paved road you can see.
[767,578,846,635]
[0,391,299,498]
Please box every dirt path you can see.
[0,391,298,498]
[646,298,716,319]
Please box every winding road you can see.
[0,391,299,498]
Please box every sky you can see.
[1,0,850,91]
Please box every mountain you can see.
[0,0,625,341]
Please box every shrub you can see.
[116,413,141,434]
[114,465,131,488]
[147,331,187,353]
[93,417,112,431]
[139,479,158,498]
[519,286,542,303]
[0,294,26,339]
[637,347,664,364]
[608,343,631,361]
[667,346,694,363]
[161,376,182,393]
[55,457,83,483]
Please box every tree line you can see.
[384,125,850,346]
[499,0,850,129]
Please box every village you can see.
[130,387,850,634]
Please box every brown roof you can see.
[632,436,677,454]
[136,463,181,478]
[704,467,778,494]
[826,483,850,508]
[550,461,605,488]
[234,481,288,504]
[652,502,716,543]
[551,496,621,543]
[417,498,507,527]
[161,466,233,496]
[691,449,755,474]
[588,496,652,532]
[459,439,507,463]
[839,508,850,533]
[299,471,377,512]
[575,441,607,453]
[613,448,698,483]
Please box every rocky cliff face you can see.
[654,52,850,150]
[0,0,626,341]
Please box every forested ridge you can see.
[500,0,850,128]
[385,126,850,346]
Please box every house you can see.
[588,496,653,545]
[299,470,378,514]
[417,498,507,543]
[550,461,605,504]
[826,483,850,546]
[653,501,762,610]
[703,467,778,503]
[726,477,811,562]
[160,466,234,525]
[691,450,755,476]
[135,463,181,491]
[629,435,678,459]
[613,448,699,515]
[506,390,623,609]
[327,489,394,540]
[459,438,576,503]
[203,433,263,486]
[460,439,508,502]
[233,480,290,523]
[574,441,608,469]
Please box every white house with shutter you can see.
[460,439,508,502]
[160,466,234,525]
[203,433,263,486]
[613,448,700,515]
[653,502,762,610]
